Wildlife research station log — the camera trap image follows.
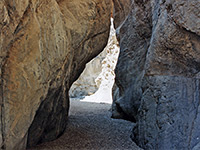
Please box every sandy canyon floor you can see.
[28,98,142,150]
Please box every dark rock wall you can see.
[112,0,200,149]
[112,0,152,122]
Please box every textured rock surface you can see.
[0,0,111,149]
[112,0,200,149]
[112,0,152,122]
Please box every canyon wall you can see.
[69,49,106,98]
[112,0,200,150]
[0,0,112,149]
[70,18,119,104]
[82,18,119,104]
[1,0,199,149]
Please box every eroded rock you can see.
[112,0,152,122]
[0,0,112,149]
[69,18,119,100]
[82,18,119,104]
[69,49,106,98]
[113,0,200,149]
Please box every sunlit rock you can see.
[0,0,112,149]
[81,18,119,104]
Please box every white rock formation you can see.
[69,51,106,98]
[81,18,120,104]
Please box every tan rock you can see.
[0,0,112,149]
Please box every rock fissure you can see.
[13,3,31,35]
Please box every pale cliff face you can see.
[69,18,119,103]
[0,0,112,149]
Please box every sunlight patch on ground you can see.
[81,86,113,104]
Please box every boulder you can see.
[0,0,112,149]
[112,0,200,149]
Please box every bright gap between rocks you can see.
[69,18,119,104]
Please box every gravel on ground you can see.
[28,98,142,150]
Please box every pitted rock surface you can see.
[0,0,112,149]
